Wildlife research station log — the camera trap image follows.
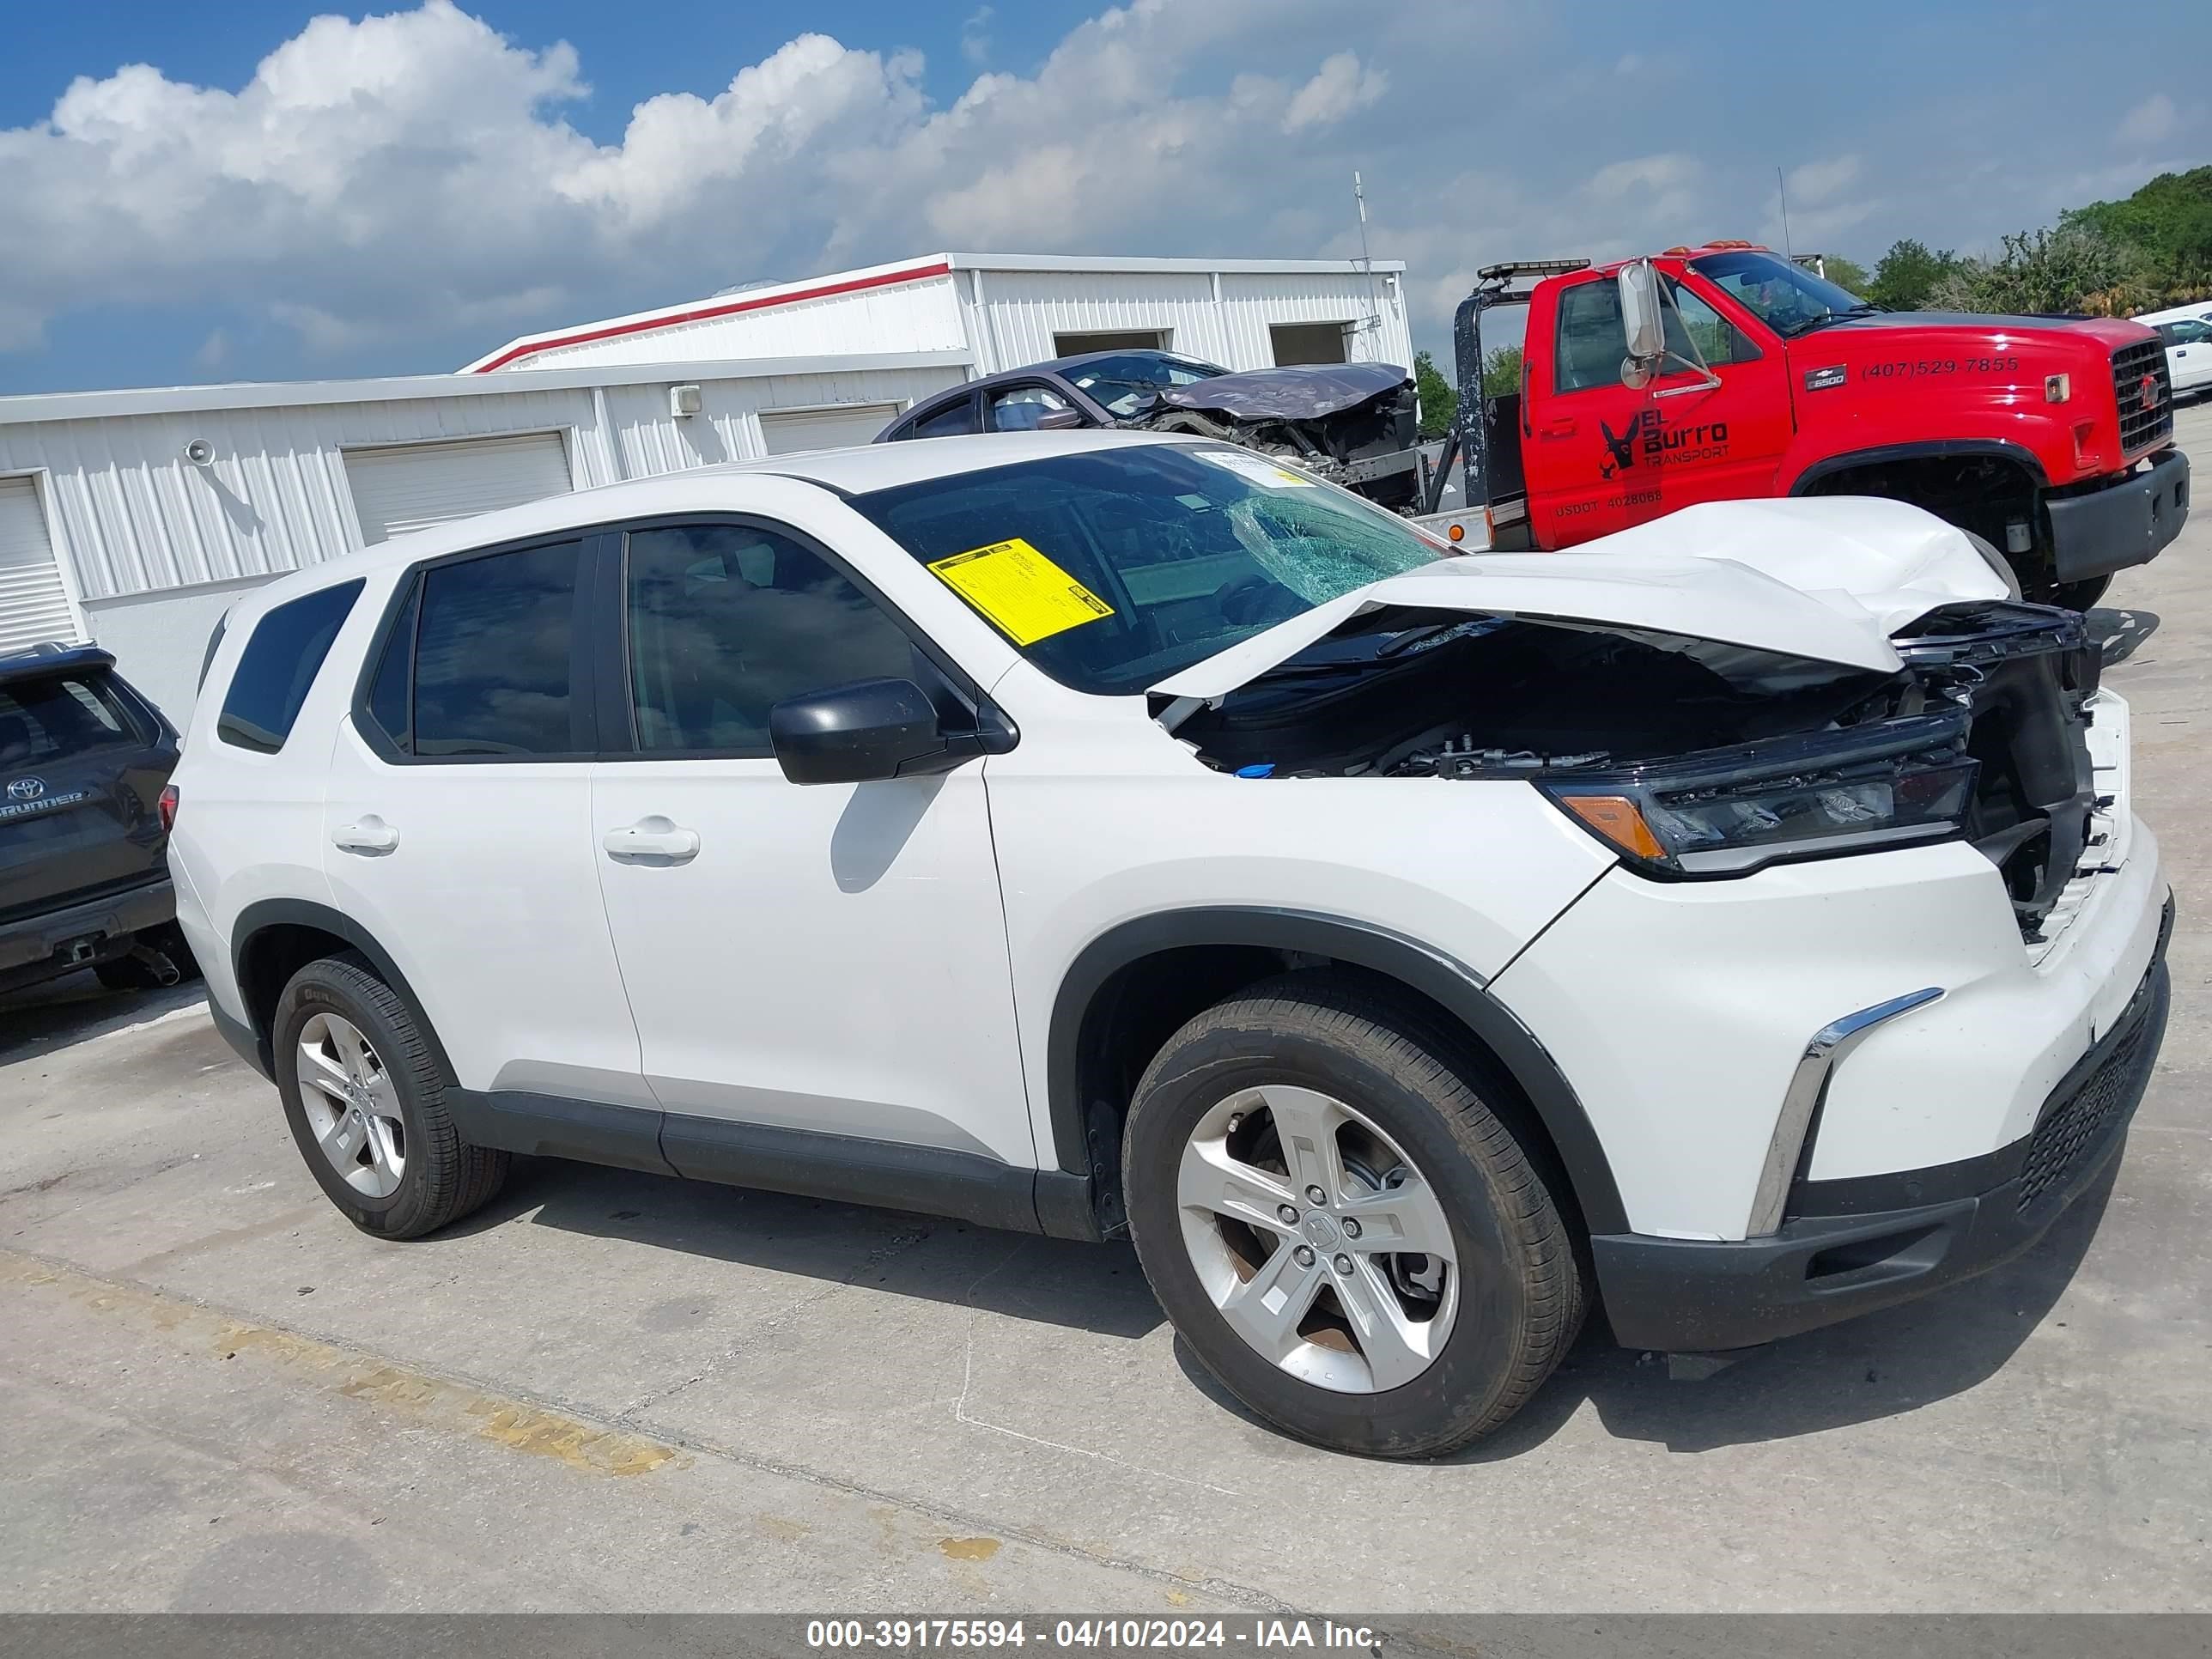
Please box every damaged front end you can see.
[1164,597,2103,940]
[1132,364,1422,510]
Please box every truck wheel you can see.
[1123,973,1583,1458]
[272,952,507,1239]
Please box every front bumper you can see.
[0,876,175,991]
[2048,446,2190,583]
[1592,903,2171,1354]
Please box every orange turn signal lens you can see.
[1446,521,1465,543]
[1557,793,1667,860]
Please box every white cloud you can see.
[1787,155,1862,206]
[0,0,2191,385]
[1588,153,1699,198]
[1281,52,1388,132]
[2116,93,2177,146]
[960,7,994,67]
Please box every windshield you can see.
[1690,251,1874,336]
[851,445,1442,696]
[1062,353,1228,416]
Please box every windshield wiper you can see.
[1375,619,1479,658]
[1783,302,1884,337]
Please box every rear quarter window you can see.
[0,672,144,769]
[217,580,365,753]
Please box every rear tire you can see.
[272,952,507,1238]
[1123,972,1583,1458]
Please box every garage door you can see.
[757,404,901,456]
[0,477,80,655]
[345,432,573,544]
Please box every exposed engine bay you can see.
[1169,599,2100,936]
[1133,363,1422,510]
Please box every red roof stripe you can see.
[470,259,955,373]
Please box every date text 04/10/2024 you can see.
[804,1620,1384,1654]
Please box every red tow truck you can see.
[1421,243,2191,605]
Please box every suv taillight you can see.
[158,784,179,833]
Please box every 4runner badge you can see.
[6,776,46,801]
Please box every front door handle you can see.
[1540,416,1577,438]
[332,817,398,855]
[603,817,700,865]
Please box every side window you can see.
[911,398,981,439]
[410,542,583,757]
[363,578,420,752]
[217,580,364,753]
[1553,281,1628,393]
[988,385,1073,431]
[1664,281,1759,368]
[624,524,917,756]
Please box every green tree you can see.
[1931,223,2138,316]
[1867,239,1960,311]
[1413,349,1456,440]
[1482,344,1523,398]
[2061,166,2212,302]
[1818,255,1870,295]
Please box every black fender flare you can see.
[1044,908,1630,1236]
[1789,438,2050,496]
[228,898,457,1086]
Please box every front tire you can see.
[273,952,507,1238]
[1123,974,1583,1458]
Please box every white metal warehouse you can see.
[1,249,1412,726]
[466,252,1416,380]
[0,350,966,720]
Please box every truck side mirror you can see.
[1618,260,1667,363]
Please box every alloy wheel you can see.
[1176,1085,1458,1393]
[295,1011,406,1199]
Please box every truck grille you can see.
[2016,973,2157,1213]
[2112,337,2172,453]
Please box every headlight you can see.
[1540,714,1978,876]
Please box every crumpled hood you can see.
[1150,495,2011,702]
[1152,362,1410,422]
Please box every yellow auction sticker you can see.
[927,538,1115,646]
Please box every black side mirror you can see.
[769,678,956,785]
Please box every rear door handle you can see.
[603,817,700,864]
[332,817,398,855]
[1540,416,1577,438]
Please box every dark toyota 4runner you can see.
[0,642,192,998]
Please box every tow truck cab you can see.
[1429,244,2190,605]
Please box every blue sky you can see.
[2,0,2203,395]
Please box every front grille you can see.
[2016,993,2153,1213]
[2112,337,2172,453]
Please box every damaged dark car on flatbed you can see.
[875,348,1425,509]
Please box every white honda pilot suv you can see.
[171,431,2169,1457]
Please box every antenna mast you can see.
[1353,171,1382,342]
[1777,166,1795,259]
